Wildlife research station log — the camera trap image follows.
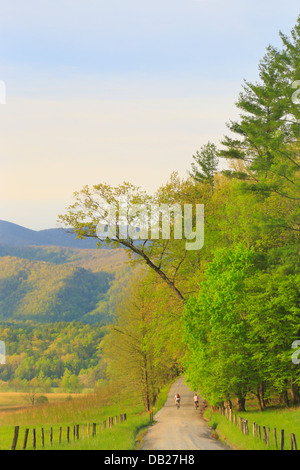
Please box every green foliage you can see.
[0,321,107,389]
[190,142,219,192]
[183,244,300,408]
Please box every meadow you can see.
[0,383,170,450]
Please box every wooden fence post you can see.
[263,426,267,444]
[291,433,297,450]
[23,428,29,450]
[32,428,36,450]
[50,427,53,446]
[11,426,19,451]
[274,428,278,450]
[41,428,45,447]
[67,426,70,442]
[103,420,106,430]
[59,427,62,444]
[280,429,284,450]
[92,423,96,436]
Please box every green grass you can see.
[0,383,172,450]
[205,407,300,450]
[8,405,150,451]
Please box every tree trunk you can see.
[280,383,290,407]
[237,396,246,412]
[143,355,150,412]
[291,379,300,405]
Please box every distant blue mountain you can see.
[0,220,99,249]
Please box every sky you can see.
[0,0,299,229]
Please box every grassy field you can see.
[205,406,300,451]
[0,392,82,413]
[0,384,170,450]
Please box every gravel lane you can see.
[141,377,230,451]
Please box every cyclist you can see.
[193,393,199,409]
[174,393,181,408]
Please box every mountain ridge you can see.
[0,219,99,249]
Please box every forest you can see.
[0,321,107,392]
[59,17,300,412]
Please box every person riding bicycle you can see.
[193,393,199,408]
[174,393,181,406]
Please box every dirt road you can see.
[140,377,229,451]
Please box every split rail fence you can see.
[212,407,298,451]
[11,413,127,451]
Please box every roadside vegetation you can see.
[205,405,300,451]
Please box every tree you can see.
[219,18,300,233]
[23,377,48,406]
[190,142,219,193]
[103,269,183,410]
[61,369,82,393]
[58,177,206,302]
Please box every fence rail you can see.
[216,406,297,451]
[11,413,127,450]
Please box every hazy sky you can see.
[0,0,299,229]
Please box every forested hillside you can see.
[0,245,129,322]
[0,256,113,323]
